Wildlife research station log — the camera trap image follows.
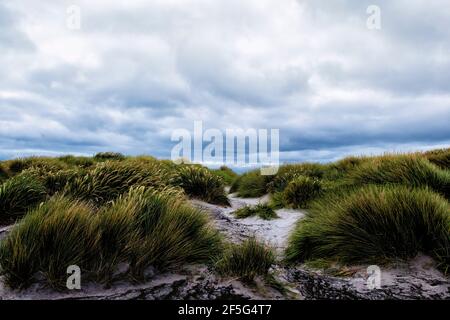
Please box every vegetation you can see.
[0,173,47,225]
[267,163,326,193]
[215,237,275,282]
[423,148,450,170]
[1,157,69,177]
[234,204,278,220]
[230,170,270,198]
[212,166,238,186]
[348,155,450,199]
[63,161,173,206]
[174,165,229,206]
[0,148,449,289]
[0,187,221,289]
[282,176,324,209]
[58,155,95,168]
[285,185,450,274]
[93,152,126,161]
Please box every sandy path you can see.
[192,193,304,252]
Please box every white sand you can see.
[222,194,304,251]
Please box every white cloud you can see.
[0,0,449,162]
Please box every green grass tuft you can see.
[212,166,238,186]
[267,163,326,193]
[282,176,324,209]
[231,170,270,198]
[63,161,172,205]
[285,185,450,274]
[0,173,47,225]
[93,152,126,161]
[0,196,98,288]
[0,187,222,289]
[2,157,69,177]
[58,155,95,168]
[215,237,275,282]
[423,148,450,170]
[174,165,229,206]
[348,155,450,199]
[95,186,221,281]
[24,167,85,195]
[234,204,278,220]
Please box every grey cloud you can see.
[0,0,449,163]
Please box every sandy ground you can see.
[0,264,281,300]
[193,193,304,252]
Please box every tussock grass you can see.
[215,237,275,282]
[268,191,285,209]
[0,187,222,289]
[212,166,238,186]
[322,156,369,180]
[63,161,173,205]
[174,165,229,206]
[267,163,326,194]
[423,148,450,170]
[234,204,278,220]
[282,176,324,209]
[0,173,47,225]
[24,167,84,195]
[329,156,367,174]
[95,187,221,281]
[230,170,270,198]
[285,185,450,274]
[348,155,450,199]
[94,152,125,161]
[127,187,222,278]
[0,196,98,288]
[2,157,68,176]
[58,155,95,168]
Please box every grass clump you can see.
[234,204,278,220]
[349,155,450,199]
[285,185,450,274]
[423,148,450,170]
[0,187,222,289]
[2,157,68,177]
[212,166,238,186]
[0,197,98,288]
[94,152,125,161]
[282,176,324,209]
[215,237,275,282]
[267,163,326,194]
[24,167,85,195]
[95,187,221,281]
[0,173,47,225]
[230,170,270,198]
[58,155,95,168]
[174,165,229,206]
[63,161,171,205]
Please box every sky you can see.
[1,0,450,165]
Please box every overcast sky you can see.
[1,0,449,164]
